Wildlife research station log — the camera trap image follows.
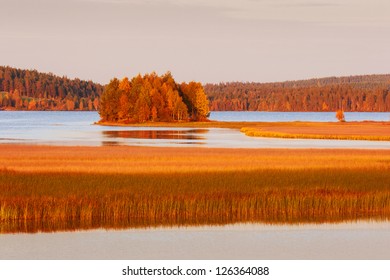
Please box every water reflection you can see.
[101,141,122,146]
[2,215,388,234]
[101,129,208,146]
[102,129,208,140]
[2,222,390,259]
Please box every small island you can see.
[98,72,210,123]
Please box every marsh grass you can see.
[1,164,390,233]
[241,128,390,141]
[1,145,390,233]
[241,122,390,141]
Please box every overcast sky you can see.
[1,0,389,84]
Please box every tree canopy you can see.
[0,66,103,111]
[99,72,210,123]
[205,74,390,112]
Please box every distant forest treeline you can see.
[205,75,390,112]
[1,66,390,112]
[0,66,103,111]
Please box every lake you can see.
[1,222,389,260]
[1,111,390,260]
[1,111,390,148]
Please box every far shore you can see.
[96,120,390,141]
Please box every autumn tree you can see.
[336,110,345,122]
[135,89,151,122]
[194,84,210,120]
[99,78,121,121]
[180,82,210,121]
[118,77,132,121]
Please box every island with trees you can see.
[98,72,210,123]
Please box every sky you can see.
[1,0,390,84]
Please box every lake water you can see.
[1,111,390,260]
[1,222,389,260]
[0,111,390,148]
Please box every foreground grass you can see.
[1,145,390,233]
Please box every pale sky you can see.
[1,0,389,84]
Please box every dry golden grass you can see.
[241,121,390,141]
[1,145,390,233]
[1,145,390,173]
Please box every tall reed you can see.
[1,168,390,233]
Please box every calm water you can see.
[1,222,389,260]
[0,111,389,148]
[1,111,390,260]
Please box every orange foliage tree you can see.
[336,110,345,122]
[180,81,210,121]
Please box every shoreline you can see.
[96,120,390,141]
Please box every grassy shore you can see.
[241,121,390,141]
[97,120,390,141]
[1,145,390,233]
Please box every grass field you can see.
[1,145,390,233]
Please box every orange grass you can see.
[1,145,390,233]
[241,121,390,141]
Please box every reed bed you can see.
[241,122,390,141]
[1,145,390,173]
[1,145,390,233]
[241,128,390,141]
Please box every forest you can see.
[1,66,390,112]
[0,66,103,111]
[205,74,390,112]
[99,72,210,122]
